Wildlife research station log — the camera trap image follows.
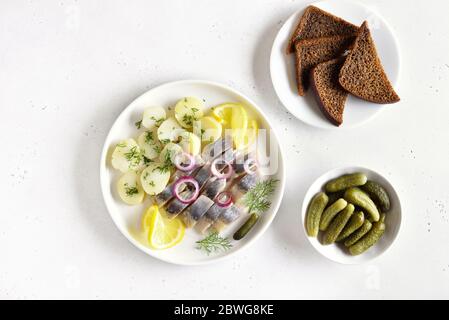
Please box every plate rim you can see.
[269,0,402,130]
[99,79,286,266]
[300,165,402,265]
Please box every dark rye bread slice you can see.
[310,57,348,126]
[286,5,359,54]
[339,21,400,104]
[294,35,355,96]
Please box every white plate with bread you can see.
[270,0,401,129]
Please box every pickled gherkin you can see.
[362,181,391,212]
[349,214,386,256]
[344,187,380,222]
[306,192,329,237]
[322,204,355,245]
[344,220,373,247]
[337,211,365,242]
[325,173,367,193]
[320,199,348,231]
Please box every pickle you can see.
[306,192,329,237]
[233,213,259,240]
[336,211,365,242]
[326,191,345,207]
[325,173,367,193]
[344,220,372,247]
[322,204,355,245]
[344,187,380,222]
[361,181,391,212]
[319,199,348,231]
[349,214,386,256]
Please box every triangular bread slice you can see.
[286,5,359,54]
[294,35,355,96]
[339,21,400,104]
[310,58,348,126]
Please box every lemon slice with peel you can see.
[142,205,185,250]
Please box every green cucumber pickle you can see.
[344,187,380,222]
[320,199,348,231]
[349,214,386,256]
[337,211,365,242]
[325,173,367,193]
[322,204,355,245]
[306,192,329,237]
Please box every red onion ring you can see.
[172,176,199,204]
[174,152,196,172]
[243,158,258,175]
[211,158,233,179]
[215,191,233,208]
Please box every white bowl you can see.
[100,80,285,265]
[301,166,401,264]
[270,0,401,129]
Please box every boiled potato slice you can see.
[159,142,183,164]
[137,130,162,160]
[174,97,204,128]
[142,106,166,129]
[193,116,222,144]
[140,163,171,195]
[157,117,184,144]
[178,132,201,155]
[117,171,145,205]
[111,139,142,173]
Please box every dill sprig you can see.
[243,179,279,215]
[196,232,232,255]
[135,120,143,129]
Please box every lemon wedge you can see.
[211,103,249,149]
[211,103,239,127]
[230,105,249,149]
[142,205,185,250]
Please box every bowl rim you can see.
[300,165,402,265]
[99,79,286,266]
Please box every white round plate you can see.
[100,80,285,265]
[270,0,401,129]
[301,166,401,264]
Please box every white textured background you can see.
[1,0,448,299]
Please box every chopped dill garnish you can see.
[196,232,232,255]
[124,183,139,196]
[143,156,153,165]
[153,144,162,154]
[135,120,142,129]
[182,114,194,127]
[160,138,171,145]
[150,116,164,127]
[124,146,142,168]
[144,131,154,143]
[155,150,174,173]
